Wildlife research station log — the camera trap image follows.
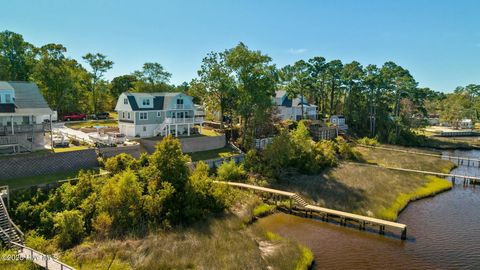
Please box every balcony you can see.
[164,117,204,124]
[173,104,193,110]
[0,123,48,135]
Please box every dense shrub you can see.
[335,136,356,160]
[11,135,234,249]
[357,137,379,146]
[98,170,144,234]
[217,160,247,182]
[53,210,85,249]
[104,153,139,173]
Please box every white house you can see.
[0,81,54,153]
[115,92,205,138]
[274,90,317,121]
[330,115,348,132]
[459,118,473,129]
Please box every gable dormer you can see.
[136,96,154,109]
[0,84,16,112]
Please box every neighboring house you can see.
[0,81,53,153]
[115,92,205,138]
[274,90,317,121]
[459,118,473,129]
[330,115,348,132]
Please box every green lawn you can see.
[188,146,239,162]
[0,169,100,190]
[53,145,90,153]
[65,120,118,130]
[200,127,222,137]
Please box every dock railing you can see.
[11,241,76,270]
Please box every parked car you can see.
[91,112,110,120]
[63,112,87,121]
[40,111,58,122]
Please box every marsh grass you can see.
[272,145,456,221]
[61,192,312,270]
[355,146,456,172]
[377,175,452,220]
[253,203,276,218]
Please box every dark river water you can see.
[256,150,480,269]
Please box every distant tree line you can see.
[2,30,478,145]
[0,30,183,116]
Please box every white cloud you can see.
[288,48,308,54]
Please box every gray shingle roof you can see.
[0,82,53,115]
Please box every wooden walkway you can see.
[349,162,480,185]
[12,242,75,270]
[217,181,407,239]
[357,144,480,167]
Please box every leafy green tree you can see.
[196,51,236,128]
[98,170,144,234]
[143,180,175,225]
[216,160,247,182]
[186,162,231,218]
[148,135,190,191]
[32,44,89,115]
[53,210,85,249]
[325,60,343,115]
[134,62,171,84]
[342,61,366,132]
[82,53,114,114]
[110,74,137,98]
[104,153,139,174]
[281,60,312,119]
[307,56,327,115]
[225,43,277,147]
[0,30,35,81]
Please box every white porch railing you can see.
[164,117,204,124]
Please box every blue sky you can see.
[1,0,479,92]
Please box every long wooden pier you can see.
[218,181,407,240]
[357,144,480,167]
[349,162,480,185]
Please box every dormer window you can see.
[177,99,184,109]
[143,99,150,106]
[124,98,128,104]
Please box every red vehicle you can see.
[63,112,87,121]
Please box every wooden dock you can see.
[357,144,480,168]
[349,162,480,185]
[218,181,407,240]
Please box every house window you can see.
[139,112,148,120]
[143,99,150,106]
[157,111,163,117]
[143,126,147,132]
[177,99,184,109]
[122,112,125,118]
[124,98,128,104]
[127,112,131,119]
[5,94,11,103]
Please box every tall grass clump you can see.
[357,137,378,146]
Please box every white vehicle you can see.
[52,133,69,147]
[39,111,58,122]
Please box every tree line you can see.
[2,30,477,145]
[0,30,182,116]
